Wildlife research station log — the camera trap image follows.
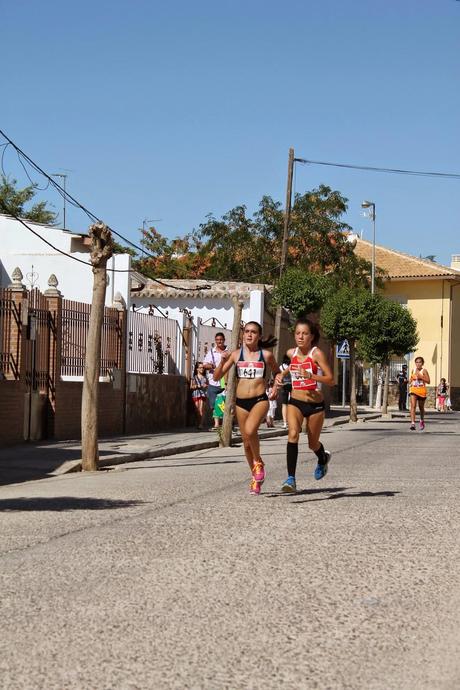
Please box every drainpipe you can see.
[448,281,460,389]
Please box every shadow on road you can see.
[264,487,351,499]
[293,489,400,503]
[0,447,131,487]
[0,497,147,512]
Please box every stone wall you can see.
[51,381,125,441]
[0,381,27,445]
[125,373,190,434]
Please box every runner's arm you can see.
[274,349,294,386]
[212,350,235,381]
[312,349,334,386]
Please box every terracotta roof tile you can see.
[130,277,269,299]
[354,238,460,279]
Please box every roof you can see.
[354,238,460,280]
[130,275,270,299]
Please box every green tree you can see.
[134,225,209,279]
[271,268,332,317]
[195,203,276,282]
[321,287,374,422]
[0,175,57,224]
[195,186,374,285]
[359,297,418,413]
[113,241,137,256]
[129,186,377,287]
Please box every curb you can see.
[57,413,382,476]
[58,428,291,475]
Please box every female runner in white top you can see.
[213,321,279,495]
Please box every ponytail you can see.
[260,335,277,349]
[244,321,277,349]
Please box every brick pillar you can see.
[8,267,28,381]
[44,274,63,436]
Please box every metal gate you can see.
[23,289,55,439]
[194,319,232,365]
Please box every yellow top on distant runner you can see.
[409,370,427,398]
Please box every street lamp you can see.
[52,173,68,229]
[361,200,376,407]
[361,200,376,294]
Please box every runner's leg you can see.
[409,394,417,428]
[235,406,254,471]
[240,400,269,465]
[284,404,304,481]
[305,410,325,453]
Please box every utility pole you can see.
[81,222,114,471]
[221,297,243,447]
[274,147,295,363]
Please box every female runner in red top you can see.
[275,318,334,493]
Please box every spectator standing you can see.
[396,364,408,411]
[437,378,448,413]
[266,381,277,428]
[279,354,292,429]
[190,362,208,429]
[203,332,228,431]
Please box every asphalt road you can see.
[1,413,460,690]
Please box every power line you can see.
[295,157,460,180]
[0,129,205,278]
[0,202,128,272]
[0,129,287,290]
[0,129,215,291]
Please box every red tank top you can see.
[290,347,318,391]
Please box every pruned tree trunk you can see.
[81,223,114,471]
[221,298,243,447]
[381,361,390,415]
[349,339,358,422]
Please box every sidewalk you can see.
[0,406,384,486]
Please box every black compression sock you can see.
[287,442,298,477]
[314,443,327,465]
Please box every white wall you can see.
[0,214,131,306]
[132,290,265,330]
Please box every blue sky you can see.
[2,0,459,266]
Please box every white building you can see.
[0,214,131,305]
[130,275,267,330]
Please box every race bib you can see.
[290,363,315,390]
[237,361,264,379]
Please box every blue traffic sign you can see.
[336,339,350,359]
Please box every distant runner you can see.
[409,357,430,431]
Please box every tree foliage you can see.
[271,268,332,317]
[321,287,375,422]
[321,287,374,344]
[133,186,376,286]
[358,297,419,364]
[0,175,57,224]
[135,226,209,279]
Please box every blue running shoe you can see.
[314,451,331,481]
[281,476,297,493]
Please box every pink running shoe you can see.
[252,460,266,484]
[249,479,261,495]
[419,420,425,431]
